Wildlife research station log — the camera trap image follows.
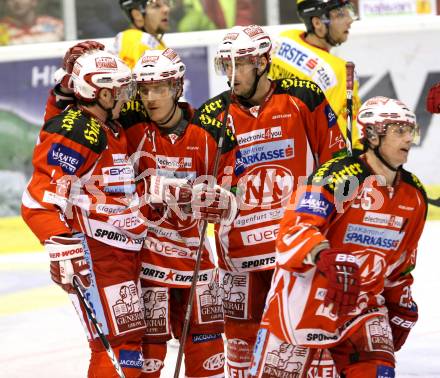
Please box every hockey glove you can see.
[54,40,105,91]
[45,235,91,293]
[147,175,192,207]
[427,83,440,114]
[387,302,418,351]
[192,183,238,225]
[315,249,360,315]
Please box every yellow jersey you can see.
[270,29,362,150]
[114,28,166,69]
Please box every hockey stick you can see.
[346,61,355,156]
[173,96,232,378]
[72,276,126,378]
[428,196,440,207]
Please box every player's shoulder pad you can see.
[273,78,325,112]
[197,90,229,118]
[192,91,237,153]
[400,168,428,204]
[309,155,371,193]
[43,108,107,154]
[119,99,149,130]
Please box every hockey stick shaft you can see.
[72,276,126,378]
[346,61,355,156]
[173,98,232,378]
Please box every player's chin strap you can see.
[235,58,270,103]
[373,143,400,172]
[97,98,118,121]
[156,102,179,126]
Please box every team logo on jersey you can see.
[295,192,334,218]
[238,164,294,209]
[48,143,85,174]
[142,287,169,336]
[220,272,248,319]
[343,224,404,250]
[240,139,294,167]
[237,126,282,146]
[363,212,404,229]
[249,105,260,118]
[196,275,223,323]
[104,281,145,335]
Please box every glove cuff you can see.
[45,240,84,261]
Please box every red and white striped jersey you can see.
[119,101,243,287]
[261,155,427,347]
[22,106,147,251]
[194,78,347,272]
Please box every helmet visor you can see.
[328,3,358,21]
[146,0,174,8]
[138,81,176,100]
[386,122,421,145]
[114,81,137,101]
[214,55,259,76]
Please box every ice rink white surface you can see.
[1,223,440,377]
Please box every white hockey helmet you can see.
[357,96,420,145]
[133,48,185,84]
[71,50,134,102]
[214,25,272,75]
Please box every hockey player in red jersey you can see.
[250,96,426,378]
[22,50,148,377]
[120,48,243,377]
[193,24,347,376]
[40,42,241,376]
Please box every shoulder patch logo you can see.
[61,109,82,131]
[280,78,322,95]
[84,118,101,146]
[47,143,85,174]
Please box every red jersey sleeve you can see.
[276,155,370,270]
[22,110,104,242]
